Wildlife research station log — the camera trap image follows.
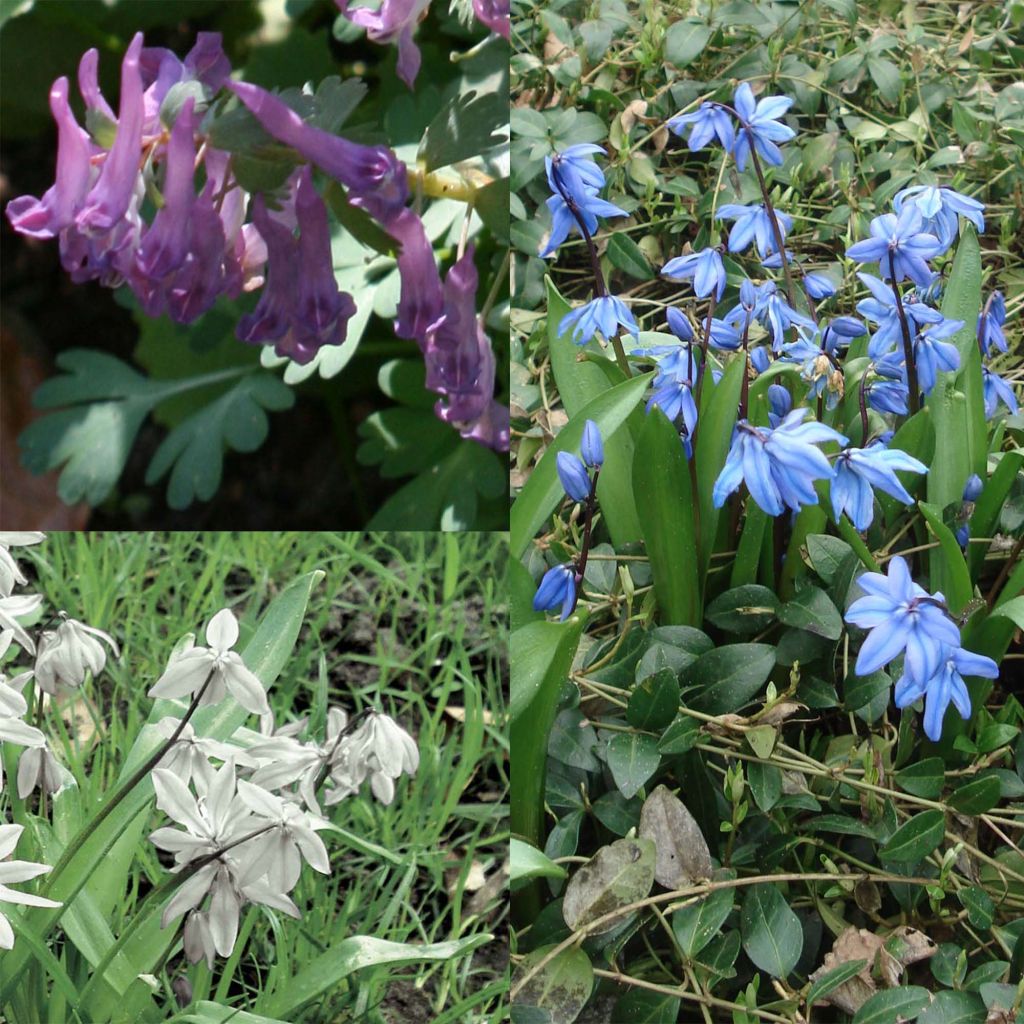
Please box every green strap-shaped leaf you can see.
[546,277,643,548]
[633,407,701,625]
[511,371,653,559]
[918,501,973,613]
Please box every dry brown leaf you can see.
[758,701,805,726]
[444,706,495,725]
[638,784,712,889]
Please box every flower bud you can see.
[556,452,592,503]
[962,474,983,502]
[581,420,604,469]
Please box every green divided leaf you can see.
[879,809,945,864]
[740,883,802,978]
[419,88,508,171]
[145,375,295,510]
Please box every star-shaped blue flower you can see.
[717,203,793,258]
[662,247,727,300]
[731,82,796,171]
[533,564,579,620]
[667,103,735,152]
[977,291,1007,356]
[893,184,985,254]
[830,441,928,530]
[558,295,639,346]
[846,206,943,288]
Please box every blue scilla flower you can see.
[894,645,997,742]
[581,419,603,468]
[846,206,944,289]
[706,317,742,351]
[803,271,837,301]
[866,375,910,416]
[540,146,628,259]
[662,247,727,300]
[750,345,771,374]
[558,294,639,346]
[755,281,815,352]
[963,474,984,503]
[767,383,792,427]
[533,564,579,621]
[667,306,695,343]
[844,555,961,684]
[731,82,796,172]
[830,441,928,531]
[914,319,963,394]
[647,377,699,443]
[713,409,847,516]
[717,204,793,259]
[781,335,841,408]
[857,272,944,358]
[977,291,1007,355]
[667,102,735,152]
[893,184,985,255]
[983,367,1019,419]
[556,452,592,502]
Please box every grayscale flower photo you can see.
[0,531,507,1023]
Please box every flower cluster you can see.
[5,33,507,451]
[845,556,997,741]
[149,698,418,964]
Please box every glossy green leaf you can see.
[513,945,593,1024]
[957,886,995,930]
[672,886,734,957]
[705,585,779,636]
[664,17,712,66]
[917,990,986,1024]
[740,883,802,978]
[627,669,681,731]
[613,989,681,1022]
[511,371,652,559]
[606,733,661,799]
[685,644,775,715]
[968,450,1024,580]
[895,758,945,799]
[947,775,1001,816]
[511,838,568,887]
[852,986,931,1024]
[607,232,654,280]
[806,958,869,1007]
[633,407,700,625]
[879,810,945,864]
[562,837,656,933]
[778,584,844,639]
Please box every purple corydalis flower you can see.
[237,169,356,365]
[5,77,93,239]
[846,206,943,289]
[387,207,445,343]
[713,409,847,516]
[844,555,961,683]
[662,247,727,300]
[830,442,928,531]
[472,0,510,38]
[335,0,430,88]
[226,79,408,224]
[731,82,795,172]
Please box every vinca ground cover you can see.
[0,530,508,1023]
[510,2,1024,1022]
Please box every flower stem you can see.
[986,531,1024,609]
[572,469,602,614]
[42,671,215,895]
[858,369,871,446]
[887,250,920,415]
[747,147,798,311]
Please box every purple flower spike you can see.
[183,32,232,92]
[76,32,144,234]
[226,79,408,223]
[78,49,115,120]
[472,0,510,38]
[5,77,93,239]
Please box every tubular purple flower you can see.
[335,0,430,88]
[424,247,493,426]
[135,99,198,281]
[5,77,93,239]
[76,32,144,234]
[387,208,445,344]
[226,79,408,223]
[78,48,115,120]
[472,0,510,38]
